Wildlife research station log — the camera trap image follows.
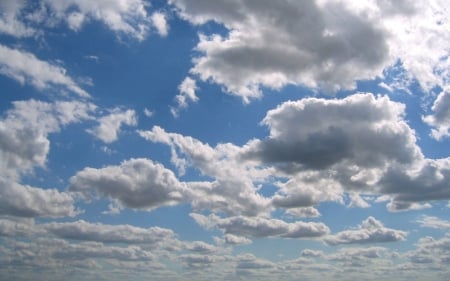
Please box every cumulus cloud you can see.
[0,45,89,97]
[44,220,175,245]
[169,0,448,101]
[324,217,407,245]
[87,108,137,143]
[170,77,199,117]
[243,93,421,171]
[379,158,450,210]
[139,126,271,216]
[190,213,329,239]
[423,88,450,140]
[0,99,95,180]
[0,178,78,218]
[69,158,186,211]
[169,0,392,101]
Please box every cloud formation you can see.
[87,108,137,143]
[0,44,89,97]
[324,217,407,245]
[69,158,186,211]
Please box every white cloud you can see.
[190,213,330,239]
[0,178,78,218]
[171,77,199,117]
[0,0,35,37]
[324,217,408,245]
[0,44,90,97]
[423,88,450,140]
[87,108,137,143]
[44,220,176,245]
[169,0,448,101]
[42,0,152,40]
[151,12,169,37]
[0,99,95,180]
[286,207,321,218]
[139,126,271,216]
[417,215,450,230]
[69,158,186,211]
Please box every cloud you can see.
[87,108,137,143]
[416,216,450,230]
[243,93,421,171]
[423,88,450,140]
[379,158,450,209]
[151,12,169,37]
[0,0,35,37]
[0,217,37,237]
[0,178,78,218]
[324,217,407,245]
[44,220,176,245]
[69,158,186,211]
[170,0,393,101]
[0,99,96,180]
[139,126,271,216]
[41,0,152,40]
[190,213,329,239]
[0,44,90,97]
[170,0,448,101]
[170,77,199,117]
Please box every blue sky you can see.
[1,1,450,280]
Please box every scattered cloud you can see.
[0,44,90,97]
[0,178,78,218]
[190,213,330,239]
[151,12,169,37]
[423,88,450,140]
[324,217,408,245]
[417,215,450,230]
[87,108,137,143]
[170,77,199,117]
[69,158,186,211]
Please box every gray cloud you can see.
[324,217,407,245]
[0,99,95,180]
[69,158,186,211]
[242,93,421,171]
[44,220,175,245]
[170,0,390,100]
[0,178,78,218]
[423,88,450,140]
[191,213,329,239]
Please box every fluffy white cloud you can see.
[139,126,271,216]
[44,220,175,245]
[87,108,137,143]
[0,178,78,218]
[170,77,199,117]
[324,217,407,245]
[190,213,329,239]
[69,158,186,211]
[0,99,96,180]
[423,88,450,140]
[170,0,392,101]
[169,0,448,102]
[0,44,89,97]
[243,93,421,171]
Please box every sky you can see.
[0,0,449,280]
